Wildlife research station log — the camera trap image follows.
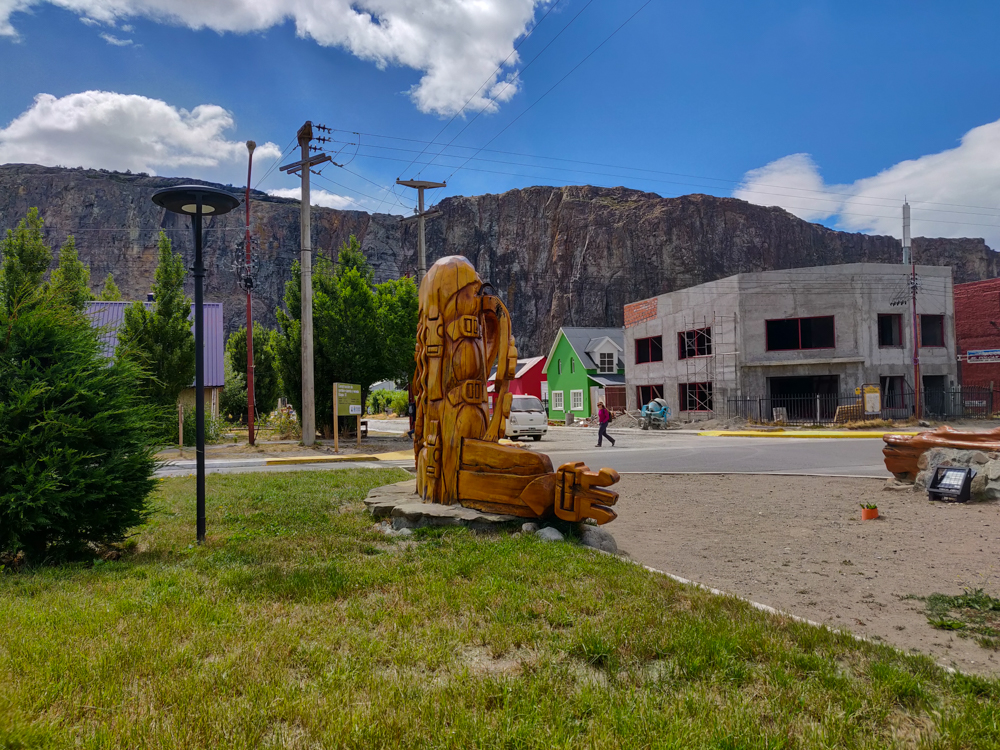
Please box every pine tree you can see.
[98,272,122,301]
[225,325,280,423]
[0,210,159,562]
[49,235,92,312]
[0,207,51,313]
[116,232,195,408]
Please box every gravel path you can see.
[612,474,1000,675]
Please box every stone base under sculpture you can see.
[364,480,523,531]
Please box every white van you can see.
[504,395,548,441]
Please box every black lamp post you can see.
[152,185,240,543]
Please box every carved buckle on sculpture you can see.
[447,315,481,340]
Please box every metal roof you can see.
[85,301,226,388]
[589,373,626,387]
[546,327,625,371]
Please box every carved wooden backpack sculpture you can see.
[413,255,620,524]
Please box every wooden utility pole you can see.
[281,122,331,446]
[396,179,446,284]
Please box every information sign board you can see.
[862,384,881,415]
[967,349,1000,364]
[334,383,362,416]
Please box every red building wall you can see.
[955,278,1000,386]
[508,358,547,398]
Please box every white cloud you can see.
[1,0,550,116]
[99,31,131,45]
[267,187,357,211]
[0,90,280,181]
[734,119,1000,247]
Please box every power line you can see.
[253,135,298,190]
[330,150,1000,229]
[440,0,655,194]
[329,139,1000,221]
[416,0,596,178]
[329,129,1000,217]
[399,0,567,180]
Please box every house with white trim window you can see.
[543,327,626,420]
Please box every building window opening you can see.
[598,351,616,373]
[637,384,664,406]
[680,382,713,412]
[878,314,903,347]
[678,327,712,359]
[880,375,907,411]
[766,316,834,351]
[551,391,564,411]
[920,314,945,347]
[635,336,663,364]
[570,357,575,373]
[557,359,562,375]
[570,389,584,411]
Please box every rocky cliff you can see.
[1,164,996,357]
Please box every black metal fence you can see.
[727,387,998,425]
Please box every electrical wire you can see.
[415,0,595,178]
[398,0,567,180]
[253,135,298,190]
[329,128,1000,217]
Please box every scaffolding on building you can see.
[678,312,740,417]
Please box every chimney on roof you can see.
[147,292,155,302]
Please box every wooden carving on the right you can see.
[413,256,619,524]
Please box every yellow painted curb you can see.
[372,450,417,461]
[698,430,921,439]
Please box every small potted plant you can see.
[860,502,879,521]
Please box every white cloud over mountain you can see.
[267,187,356,211]
[734,119,1000,247]
[0,90,280,180]
[0,0,548,116]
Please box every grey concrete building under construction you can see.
[623,263,958,421]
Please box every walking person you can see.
[406,397,416,439]
[596,400,616,447]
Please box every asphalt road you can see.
[158,422,892,478]
[539,427,891,477]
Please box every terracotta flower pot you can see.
[861,507,879,521]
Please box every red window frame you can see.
[877,314,903,348]
[919,314,946,348]
[677,327,712,359]
[679,382,713,412]
[637,384,664,405]
[635,336,663,364]
[765,316,836,351]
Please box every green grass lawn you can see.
[2,468,999,749]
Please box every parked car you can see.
[504,395,548,441]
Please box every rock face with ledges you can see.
[1,164,996,357]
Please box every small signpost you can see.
[333,382,362,453]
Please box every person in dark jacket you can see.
[407,398,416,439]
[596,400,615,447]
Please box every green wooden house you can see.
[543,327,626,420]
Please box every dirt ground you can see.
[612,474,1000,674]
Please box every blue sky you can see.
[2,1,1000,244]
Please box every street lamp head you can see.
[152,185,241,217]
